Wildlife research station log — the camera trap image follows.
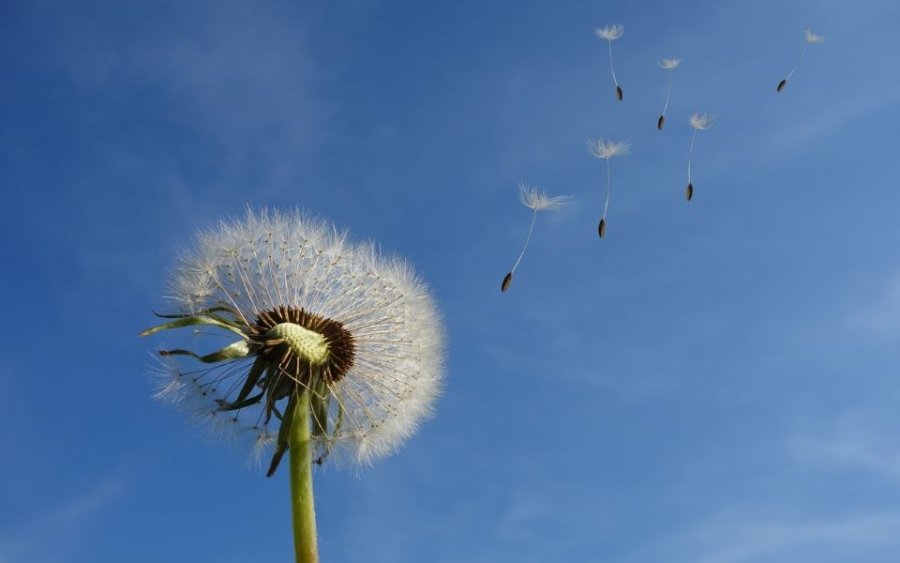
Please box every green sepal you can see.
[331,402,344,440]
[310,379,329,441]
[151,306,238,319]
[159,340,252,363]
[140,315,247,339]
[151,307,245,330]
[315,399,343,465]
[267,391,298,477]
[215,391,264,412]
[261,365,277,425]
[217,356,266,410]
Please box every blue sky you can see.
[3,0,900,561]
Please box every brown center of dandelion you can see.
[250,306,355,384]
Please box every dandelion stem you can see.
[785,43,808,81]
[603,157,612,219]
[289,385,318,563]
[662,70,673,117]
[607,40,618,87]
[687,129,697,184]
[510,210,537,275]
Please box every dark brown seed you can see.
[657,115,665,130]
[686,183,694,201]
[616,85,623,101]
[598,218,607,238]
[777,79,786,92]
[501,272,513,292]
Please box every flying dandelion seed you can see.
[501,182,570,292]
[141,209,444,563]
[777,26,825,92]
[588,139,631,237]
[686,113,715,201]
[657,58,681,130]
[595,25,624,101]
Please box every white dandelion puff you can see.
[501,182,570,292]
[595,24,625,101]
[141,208,446,562]
[252,430,276,469]
[519,182,571,212]
[148,354,189,406]
[588,139,631,159]
[689,112,715,131]
[657,58,681,130]
[588,139,631,237]
[686,113,715,201]
[804,27,825,44]
[144,208,444,470]
[659,58,681,71]
[777,26,825,92]
[596,24,623,41]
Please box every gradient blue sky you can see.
[3,1,900,562]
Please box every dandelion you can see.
[777,26,825,92]
[595,24,625,101]
[141,209,444,563]
[501,182,570,292]
[657,58,681,130]
[685,113,715,201]
[588,139,631,237]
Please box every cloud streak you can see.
[847,272,900,339]
[0,476,126,563]
[790,415,900,480]
[626,511,900,563]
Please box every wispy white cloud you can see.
[0,476,126,563]
[493,483,559,541]
[31,2,341,320]
[59,4,328,158]
[768,86,900,157]
[626,511,900,563]
[789,414,900,480]
[35,1,337,234]
[847,273,900,338]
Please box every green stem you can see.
[290,387,318,563]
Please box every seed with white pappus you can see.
[686,113,713,203]
[595,25,624,104]
[501,272,513,292]
[588,138,630,241]
[657,58,680,129]
[777,27,824,94]
[501,182,570,293]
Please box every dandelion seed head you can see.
[804,27,825,44]
[595,24,623,41]
[148,353,188,405]
[518,182,571,212]
[689,113,715,130]
[659,58,681,70]
[148,208,445,469]
[251,430,276,468]
[588,139,632,159]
